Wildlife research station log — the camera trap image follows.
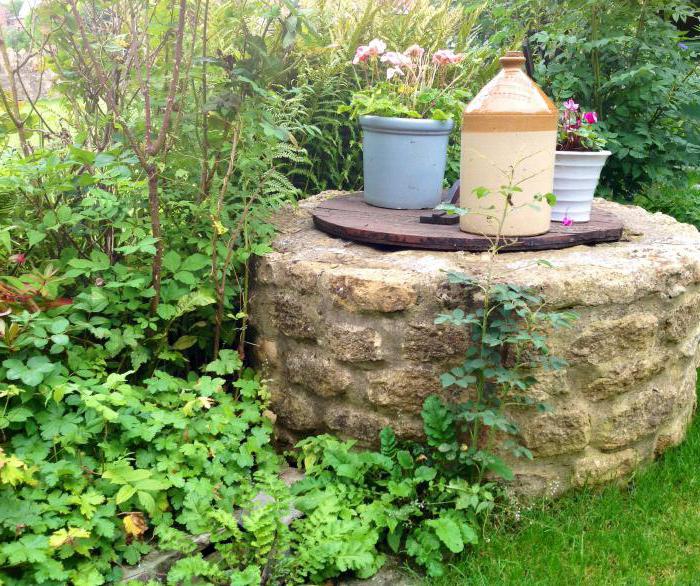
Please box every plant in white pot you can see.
[340,40,471,209]
[552,98,611,223]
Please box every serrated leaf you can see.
[115,484,137,504]
[138,491,156,514]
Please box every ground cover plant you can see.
[0,0,698,584]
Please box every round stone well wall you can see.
[249,193,700,497]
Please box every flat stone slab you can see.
[312,192,623,252]
[250,192,700,497]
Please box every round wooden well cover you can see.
[311,193,623,252]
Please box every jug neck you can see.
[499,51,526,71]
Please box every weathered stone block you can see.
[663,292,700,342]
[572,448,638,487]
[367,366,443,414]
[273,293,318,339]
[401,322,469,362]
[326,271,417,313]
[582,356,666,402]
[568,313,660,364]
[514,408,591,457]
[593,384,685,451]
[654,399,696,456]
[271,387,323,431]
[324,404,392,442]
[323,323,383,363]
[285,349,353,398]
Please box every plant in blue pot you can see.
[340,40,471,209]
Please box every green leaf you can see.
[27,229,46,247]
[396,450,414,469]
[90,250,110,270]
[485,456,514,481]
[51,334,70,346]
[172,335,198,350]
[115,484,136,505]
[138,491,156,514]
[49,317,70,334]
[414,466,437,482]
[205,349,242,375]
[180,253,211,272]
[163,250,182,272]
[174,291,215,319]
[174,271,196,285]
[426,516,464,553]
[387,527,404,553]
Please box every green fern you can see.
[421,395,457,449]
[379,427,397,460]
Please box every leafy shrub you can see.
[529,0,700,196]
[634,171,700,227]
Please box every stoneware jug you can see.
[460,51,557,236]
[360,115,453,209]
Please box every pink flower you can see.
[404,44,425,59]
[380,51,412,68]
[9,253,26,264]
[563,98,579,111]
[583,111,598,124]
[432,49,463,65]
[386,67,404,80]
[562,215,574,227]
[368,38,387,55]
[352,45,372,64]
[352,39,387,64]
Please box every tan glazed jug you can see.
[460,51,557,237]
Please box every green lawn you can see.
[434,379,700,585]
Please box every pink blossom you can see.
[562,215,574,227]
[380,51,412,68]
[352,45,372,64]
[583,111,598,124]
[404,44,425,59]
[352,39,387,64]
[563,98,579,111]
[386,67,404,80]
[432,49,463,65]
[368,38,387,55]
[9,253,26,264]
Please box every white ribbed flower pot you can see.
[552,150,611,222]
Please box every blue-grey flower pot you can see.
[360,115,454,209]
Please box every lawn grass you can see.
[434,379,700,585]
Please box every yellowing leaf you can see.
[0,447,37,486]
[49,527,90,548]
[123,512,148,538]
[212,218,228,235]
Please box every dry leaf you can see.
[123,512,148,538]
[198,396,214,409]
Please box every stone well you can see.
[249,193,700,497]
